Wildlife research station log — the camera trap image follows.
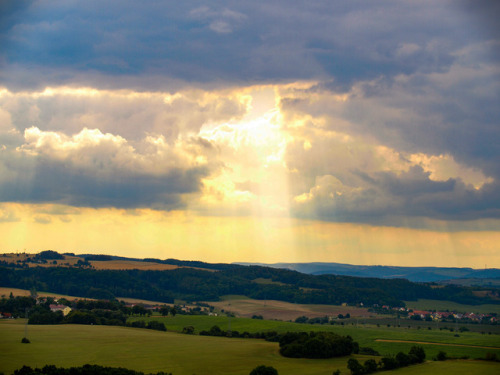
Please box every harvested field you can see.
[89,260,178,271]
[209,296,373,321]
[0,287,87,301]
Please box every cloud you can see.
[290,168,500,225]
[34,214,51,224]
[278,69,500,225]
[0,126,218,209]
[189,6,246,34]
[0,203,19,222]
[0,86,248,141]
[1,1,496,90]
[0,1,498,230]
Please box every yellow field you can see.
[89,260,178,271]
[209,296,372,320]
[0,287,87,301]
[1,252,183,271]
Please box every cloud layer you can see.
[0,1,499,233]
[2,1,498,90]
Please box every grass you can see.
[389,360,500,375]
[0,319,354,375]
[1,319,499,375]
[129,314,500,360]
[404,299,500,315]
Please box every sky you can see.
[0,1,499,267]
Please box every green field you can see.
[129,314,500,360]
[404,299,500,315]
[1,319,499,375]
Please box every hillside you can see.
[237,262,500,284]
[1,251,499,308]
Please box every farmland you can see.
[126,314,500,360]
[1,319,499,375]
[1,253,499,374]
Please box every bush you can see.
[347,359,364,375]
[295,316,308,323]
[485,352,497,361]
[146,321,166,332]
[380,356,399,370]
[127,320,146,328]
[363,359,378,374]
[249,365,278,375]
[359,347,380,356]
[436,351,447,361]
[408,345,426,363]
[28,311,63,325]
[396,352,410,367]
[279,332,356,359]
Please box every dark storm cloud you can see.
[291,166,500,225]
[1,1,491,90]
[0,155,209,209]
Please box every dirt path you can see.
[375,339,500,349]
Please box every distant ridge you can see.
[234,262,500,284]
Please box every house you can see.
[49,304,72,316]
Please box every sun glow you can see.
[197,87,293,216]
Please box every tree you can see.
[146,321,166,331]
[436,351,447,361]
[380,356,399,370]
[249,365,278,375]
[363,359,377,374]
[132,304,147,316]
[295,316,308,323]
[347,358,364,375]
[159,305,170,316]
[396,352,410,367]
[209,325,223,336]
[408,346,426,363]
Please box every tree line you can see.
[1,261,497,307]
[12,364,171,375]
[344,345,426,375]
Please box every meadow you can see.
[128,314,500,360]
[1,319,499,375]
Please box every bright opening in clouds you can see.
[0,0,499,267]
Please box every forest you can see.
[1,253,498,307]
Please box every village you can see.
[376,305,498,324]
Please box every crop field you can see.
[129,314,500,360]
[0,287,85,301]
[208,295,372,320]
[89,260,179,271]
[1,320,499,375]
